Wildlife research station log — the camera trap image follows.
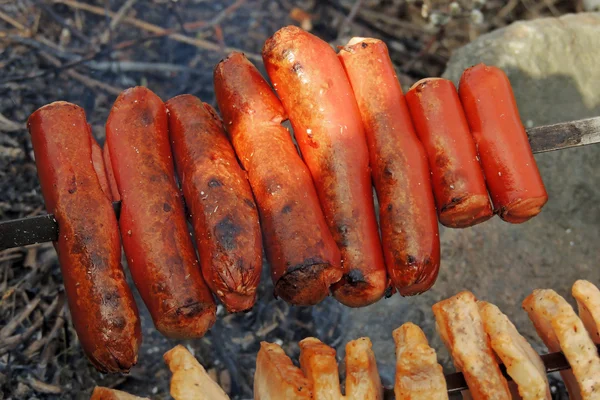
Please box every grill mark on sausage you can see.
[346,269,367,286]
[208,178,223,187]
[215,216,241,250]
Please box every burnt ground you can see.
[0,0,584,399]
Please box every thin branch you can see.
[36,3,92,44]
[0,8,27,31]
[38,51,123,96]
[101,0,137,43]
[337,0,364,38]
[53,0,261,61]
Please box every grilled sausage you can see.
[338,38,440,296]
[214,52,343,306]
[102,142,120,202]
[166,94,262,312]
[263,26,387,307]
[459,64,548,223]
[405,77,493,228]
[28,102,141,372]
[106,87,216,338]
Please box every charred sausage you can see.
[338,38,440,296]
[263,26,388,307]
[459,64,548,223]
[213,52,343,306]
[166,94,262,312]
[106,87,216,338]
[28,102,141,372]
[405,77,493,228]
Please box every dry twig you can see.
[53,0,261,61]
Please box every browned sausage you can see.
[28,101,141,372]
[459,64,548,223]
[166,94,262,312]
[106,87,216,338]
[263,26,388,307]
[405,78,493,228]
[338,38,440,295]
[213,52,343,306]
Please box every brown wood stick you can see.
[53,0,261,61]
[0,296,41,338]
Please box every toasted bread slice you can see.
[90,387,149,400]
[572,280,600,344]
[254,342,313,400]
[392,322,447,400]
[432,291,510,400]
[163,345,230,400]
[478,301,550,400]
[299,337,343,400]
[523,289,600,399]
[344,337,383,400]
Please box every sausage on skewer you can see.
[263,26,388,307]
[214,52,342,306]
[28,102,141,372]
[106,87,216,338]
[166,94,262,312]
[339,38,440,295]
[459,64,548,223]
[405,77,493,228]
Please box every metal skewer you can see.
[2,116,599,251]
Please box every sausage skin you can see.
[339,38,440,296]
[102,141,120,202]
[459,64,548,223]
[166,94,262,312]
[28,102,141,372]
[91,137,112,200]
[106,87,216,338]
[214,52,343,306]
[405,77,493,228]
[263,26,387,307]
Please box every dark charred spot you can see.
[67,175,77,194]
[346,269,366,286]
[139,108,153,126]
[149,172,168,183]
[244,198,256,209]
[152,281,167,294]
[440,196,464,212]
[176,300,203,318]
[89,252,105,268]
[384,285,394,298]
[208,178,223,188]
[383,165,393,177]
[163,202,172,212]
[435,152,450,170]
[275,259,331,305]
[291,62,302,74]
[281,203,292,214]
[387,204,393,211]
[71,233,95,255]
[336,224,350,247]
[102,290,122,307]
[111,316,126,330]
[361,42,368,48]
[407,255,417,264]
[215,216,241,250]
